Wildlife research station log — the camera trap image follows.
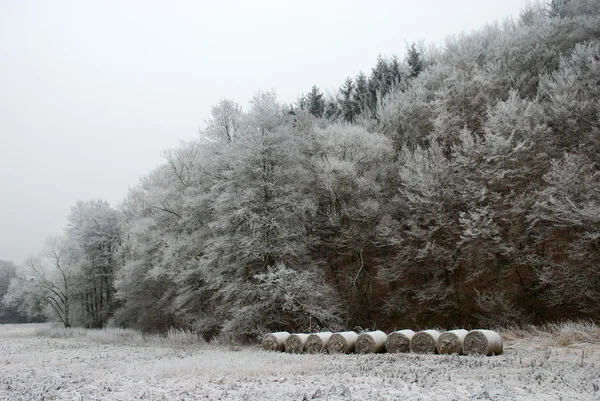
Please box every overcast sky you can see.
[0,0,529,264]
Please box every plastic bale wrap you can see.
[355,330,388,354]
[327,331,359,354]
[262,332,290,351]
[410,330,441,354]
[285,333,310,354]
[305,332,333,354]
[463,330,503,356]
[436,329,469,355]
[385,329,415,353]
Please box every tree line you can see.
[2,0,599,338]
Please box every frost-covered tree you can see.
[0,260,17,305]
[116,139,214,332]
[204,99,242,143]
[3,237,78,327]
[311,123,394,325]
[0,260,30,323]
[377,142,465,326]
[529,153,600,317]
[179,91,344,337]
[353,72,370,117]
[340,77,358,123]
[406,43,423,78]
[539,42,600,158]
[305,85,325,118]
[67,199,121,328]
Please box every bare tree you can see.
[4,237,78,327]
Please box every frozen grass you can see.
[31,323,204,348]
[1,322,600,400]
[499,320,600,347]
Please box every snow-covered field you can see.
[1,323,599,400]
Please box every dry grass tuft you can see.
[498,320,600,347]
[32,324,204,348]
[553,321,600,346]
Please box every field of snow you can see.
[1,323,600,400]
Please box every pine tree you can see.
[389,55,404,90]
[353,72,370,117]
[306,85,325,118]
[340,77,358,123]
[406,43,423,78]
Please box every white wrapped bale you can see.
[355,330,388,354]
[436,329,469,355]
[327,331,359,354]
[285,333,310,354]
[385,329,415,353]
[410,330,441,354]
[463,330,503,356]
[305,332,333,354]
[262,331,290,351]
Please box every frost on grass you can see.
[2,323,600,400]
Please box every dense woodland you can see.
[2,0,600,339]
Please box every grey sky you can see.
[0,0,529,264]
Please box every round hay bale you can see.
[355,330,388,354]
[285,333,310,354]
[305,332,333,354]
[262,331,290,351]
[385,329,415,353]
[327,331,359,354]
[410,330,441,354]
[436,329,468,355]
[463,330,503,356]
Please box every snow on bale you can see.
[436,329,469,355]
[305,332,333,354]
[463,330,503,356]
[355,330,388,354]
[385,329,415,353]
[285,333,310,354]
[410,330,441,354]
[262,331,290,351]
[327,331,359,354]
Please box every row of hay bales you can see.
[263,329,503,356]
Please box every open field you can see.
[1,323,600,400]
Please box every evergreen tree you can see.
[389,55,404,89]
[323,97,341,121]
[406,43,423,78]
[306,85,325,118]
[353,72,370,117]
[340,77,358,123]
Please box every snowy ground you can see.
[1,324,599,400]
